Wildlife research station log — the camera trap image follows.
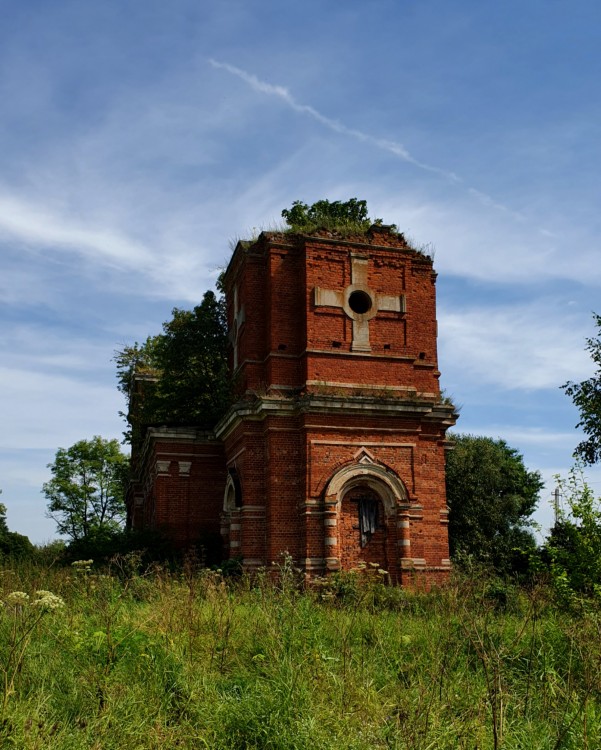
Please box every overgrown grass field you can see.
[1,555,600,749]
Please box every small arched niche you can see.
[223,468,243,513]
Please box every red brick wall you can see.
[132,226,456,588]
[129,428,226,550]
[218,228,455,586]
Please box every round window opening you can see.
[348,290,373,315]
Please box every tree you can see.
[562,313,601,465]
[151,290,230,427]
[0,498,34,559]
[445,434,543,574]
[544,465,601,597]
[281,198,392,234]
[115,290,230,446]
[43,437,129,541]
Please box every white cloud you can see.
[0,366,123,451]
[439,302,593,391]
[0,192,153,268]
[0,456,51,490]
[455,426,579,447]
[0,326,117,374]
[373,193,601,286]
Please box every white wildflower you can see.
[5,591,29,606]
[31,591,65,611]
[72,559,93,572]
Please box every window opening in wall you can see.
[348,290,372,315]
[358,495,379,547]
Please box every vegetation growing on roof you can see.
[281,198,396,236]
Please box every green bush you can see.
[544,465,601,604]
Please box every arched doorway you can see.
[322,461,408,576]
[339,485,388,570]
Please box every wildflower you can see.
[5,591,29,606]
[31,591,65,611]
[72,559,93,572]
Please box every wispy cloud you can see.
[209,59,462,183]
[0,326,118,375]
[451,425,580,447]
[467,188,525,223]
[209,58,560,226]
[373,192,601,286]
[0,187,226,304]
[439,303,592,391]
[0,191,153,268]
[0,365,123,451]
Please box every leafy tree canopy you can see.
[0,500,34,559]
[562,313,601,465]
[281,198,392,234]
[0,500,8,536]
[115,290,230,445]
[43,436,129,541]
[446,433,543,574]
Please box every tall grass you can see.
[0,556,600,749]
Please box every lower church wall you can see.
[131,402,452,588]
[129,428,226,552]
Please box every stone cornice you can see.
[214,393,458,441]
[132,426,218,483]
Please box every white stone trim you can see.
[155,460,171,475]
[324,462,408,516]
[305,380,419,393]
[223,474,237,513]
[311,439,415,447]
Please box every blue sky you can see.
[1,0,600,542]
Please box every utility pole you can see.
[554,486,560,525]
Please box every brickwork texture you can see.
[128,225,457,587]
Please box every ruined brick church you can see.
[127,222,457,586]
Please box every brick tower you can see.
[219,225,457,585]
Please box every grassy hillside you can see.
[0,555,599,749]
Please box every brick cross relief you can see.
[314,253,404,352]
[229,285,245,370]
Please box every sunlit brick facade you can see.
[128,225,457,585]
